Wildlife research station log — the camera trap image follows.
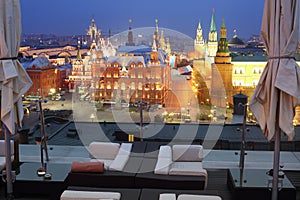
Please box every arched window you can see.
[114,82,118,89]
[138,62,144,68]
[130,62,136,68]
[138,82,143,90]
[131,82,135,89]
[107,82,111,89]
[113,62,119,67]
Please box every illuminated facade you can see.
[68,18,171,106]
[25,56,58,98]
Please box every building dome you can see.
[228,36,245,47]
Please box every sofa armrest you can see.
[118,143,132,156]
[109,155,129,171]
[159,193,176,200]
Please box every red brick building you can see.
[25,56,58,98]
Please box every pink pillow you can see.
[71,162,104,173]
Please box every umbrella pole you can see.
[239,103,247,169]
[4,125,14,199]
[272,126,281,200]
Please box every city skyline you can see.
[20,0,264,40]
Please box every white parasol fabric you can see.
[249,0,300,141]
[0,0,32,134]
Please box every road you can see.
[165,69,199,122]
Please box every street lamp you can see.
[135,101,147,141]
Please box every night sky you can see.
[20,0,264,39]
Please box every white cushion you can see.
[89,142,120,160]
[177,194,222,200]
[158,146,172,159]
[60,190,121,200]
[154,158,172,175]
[118,143,132,156]
[90,159,113,170]
[172,145,203,162]
[159,193,176,200]
[169,162,207,176]
[109,155,129,171]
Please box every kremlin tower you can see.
[207,8,218,59]
[194,20,205,54]
[211,19,233,107]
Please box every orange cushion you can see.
[71,162,104,173]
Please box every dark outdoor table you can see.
[227,168,296,200]
[13,162,71,199]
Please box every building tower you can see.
[211,19,233,107]
[76,39,82,63]
[69,39,84,92]
[160,30,166,51]
[208,8,218,58]
[194,20,205,53]
[165,38,171,55]
[87,18,100,49]
[153,19,160,49]
[126,19,135,46]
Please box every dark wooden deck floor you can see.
[1,169,300,199]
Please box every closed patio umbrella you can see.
[249,0,300,199]
[0,0,32,198]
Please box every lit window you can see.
[107,82,111,89]
[131,82,135,89]
[114,82,118,89]
[138,82,143,90]
[113,62,119,67]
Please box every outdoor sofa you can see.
[135,143,207,190]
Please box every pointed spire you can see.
[217,18,229,54]
[155,19,159,32]
[154,19,160,49]
[221,18,226,29]
[195,20,204,47]
[197,20,202,30]
[76,38,82,61]
[160,30,166,50]
[210,8,217,32]
[152,35,157,51]
[220,18,227,39]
